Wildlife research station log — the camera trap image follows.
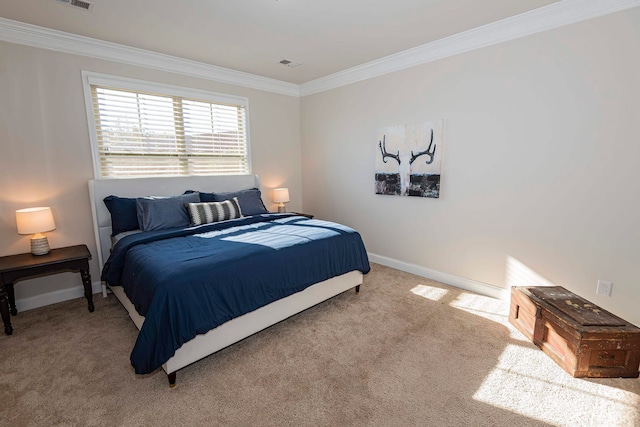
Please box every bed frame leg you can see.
[168,372,177,388]
[355,285,360,294]
[101,283,108,298]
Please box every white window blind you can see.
[85,75,249,178]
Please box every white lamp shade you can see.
[273,188,290,204]
[16,207,56,235]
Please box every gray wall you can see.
[300,9,640,325]
[0,41,301,300]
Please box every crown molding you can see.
[1,0,638,98]
[0,17,300,97]
[299,0,640,96]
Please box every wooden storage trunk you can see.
[509,286,640,378]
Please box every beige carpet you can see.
[0,263,638,426]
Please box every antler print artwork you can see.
[379,135,401,164]
[377,128,438,196]
[409,129,436,165]
[375,121,442,198]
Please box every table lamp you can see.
[273,188,290,213]
[16,207,56,255]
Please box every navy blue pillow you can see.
[136,193,201,231]
[185,188,268,216]
[103,196,139,236]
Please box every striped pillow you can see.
[185,198,243,225]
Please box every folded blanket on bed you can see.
[102,213,370,374]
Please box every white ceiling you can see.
[0,0,560,84]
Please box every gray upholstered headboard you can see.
[88,174,261,271]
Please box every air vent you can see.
[279,59,301,68]
[56,0,95,11]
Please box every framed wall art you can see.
[375,120,443,198]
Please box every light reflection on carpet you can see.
[410,284,449,301]
[473,343,640,426]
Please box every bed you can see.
[88,174,370,387]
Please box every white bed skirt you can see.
[109,270,363,376]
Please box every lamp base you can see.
[277,205,287,213]
[30,236,50,255]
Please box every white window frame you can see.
[81,71,252,179]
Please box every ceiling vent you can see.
[56,0,95,11]
[279,59,301,68]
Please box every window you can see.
[82,72,250,178]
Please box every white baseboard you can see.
[367,253,510,300]
[15,256,503,313]
[12,267,639,328]
[12,260,501,313]
[15,281,103,313]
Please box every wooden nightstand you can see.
[0,244,94,335]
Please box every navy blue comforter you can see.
[102,214,370,374]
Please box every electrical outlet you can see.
[596,280,612,296]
